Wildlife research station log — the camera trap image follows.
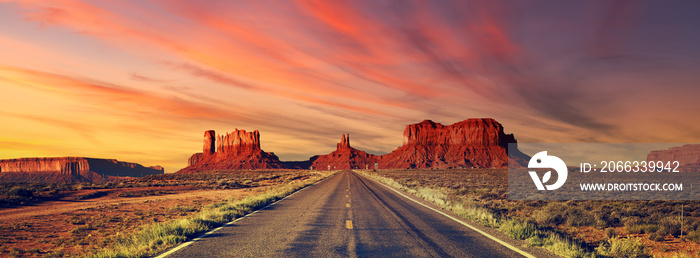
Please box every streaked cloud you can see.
[0,0,698,171]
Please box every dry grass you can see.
[91,170,335,258]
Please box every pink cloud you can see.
[0,66,238,120]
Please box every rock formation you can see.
[311,134,379,170]
[203,130,216,156]
[647,144,700,169]
[178,129,284,173]
[379,119,518,169]
[0,157,164,183]
[179,118,524,172]
[188,153,203,166]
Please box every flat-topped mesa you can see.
[337,134,351,149]
[403,118,515,147]
[647,144,700,167]
[0,157,164,183]
[381,118,518,169]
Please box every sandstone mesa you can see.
[647,144,700,170]
[180,118,526,173]
[178,129,285,173]
[0,157,164,183]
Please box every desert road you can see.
[162,171,537,257]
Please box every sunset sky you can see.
[1,1,699,172]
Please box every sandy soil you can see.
[0,186,249,222]
[0,186,262,257]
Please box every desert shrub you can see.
[69,216,87,225]
[605,228,617,239]
[76,191,108,200]
[7,186,33,197]
[533,202,595,227]
[624,217,646,234]
[647,232,665,242]
[70,224,95,235]
[564,206,595,227]
[479,191,499,200]
[595,237,649,258]
[417,187,448,206]
[169,205,197,213]
[686,230,700,243]
[595,212,621,229]
[451,203,499,228]
[533,203,566,226]
[500,219,537,240]
[657,218,681,237]
[42,249,66,258]
[542,234,590,258]
[642,224,660,234]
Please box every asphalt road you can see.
[164,171,531,257]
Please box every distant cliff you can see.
[647,144,700,170]
[0,157,164,183]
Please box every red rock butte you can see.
[380,118,519,169]
[179,118,527,173]
[180,129,285,173]
[311,134,378,170]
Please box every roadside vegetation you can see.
[91,170,335,258]
[356,169,698,258]
[0,170,335,257]
[0,170,314,208]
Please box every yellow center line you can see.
[346,203,350,208]
[346,220,353,229]
[346,194,349,197]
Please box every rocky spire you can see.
[337,134,350,149]
[203,130,216,156]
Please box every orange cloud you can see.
[1,0,699,172]
[0,66,238,120]
[5,0,453,117]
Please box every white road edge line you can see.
[359,172,536,258]
[156,175,332,258]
